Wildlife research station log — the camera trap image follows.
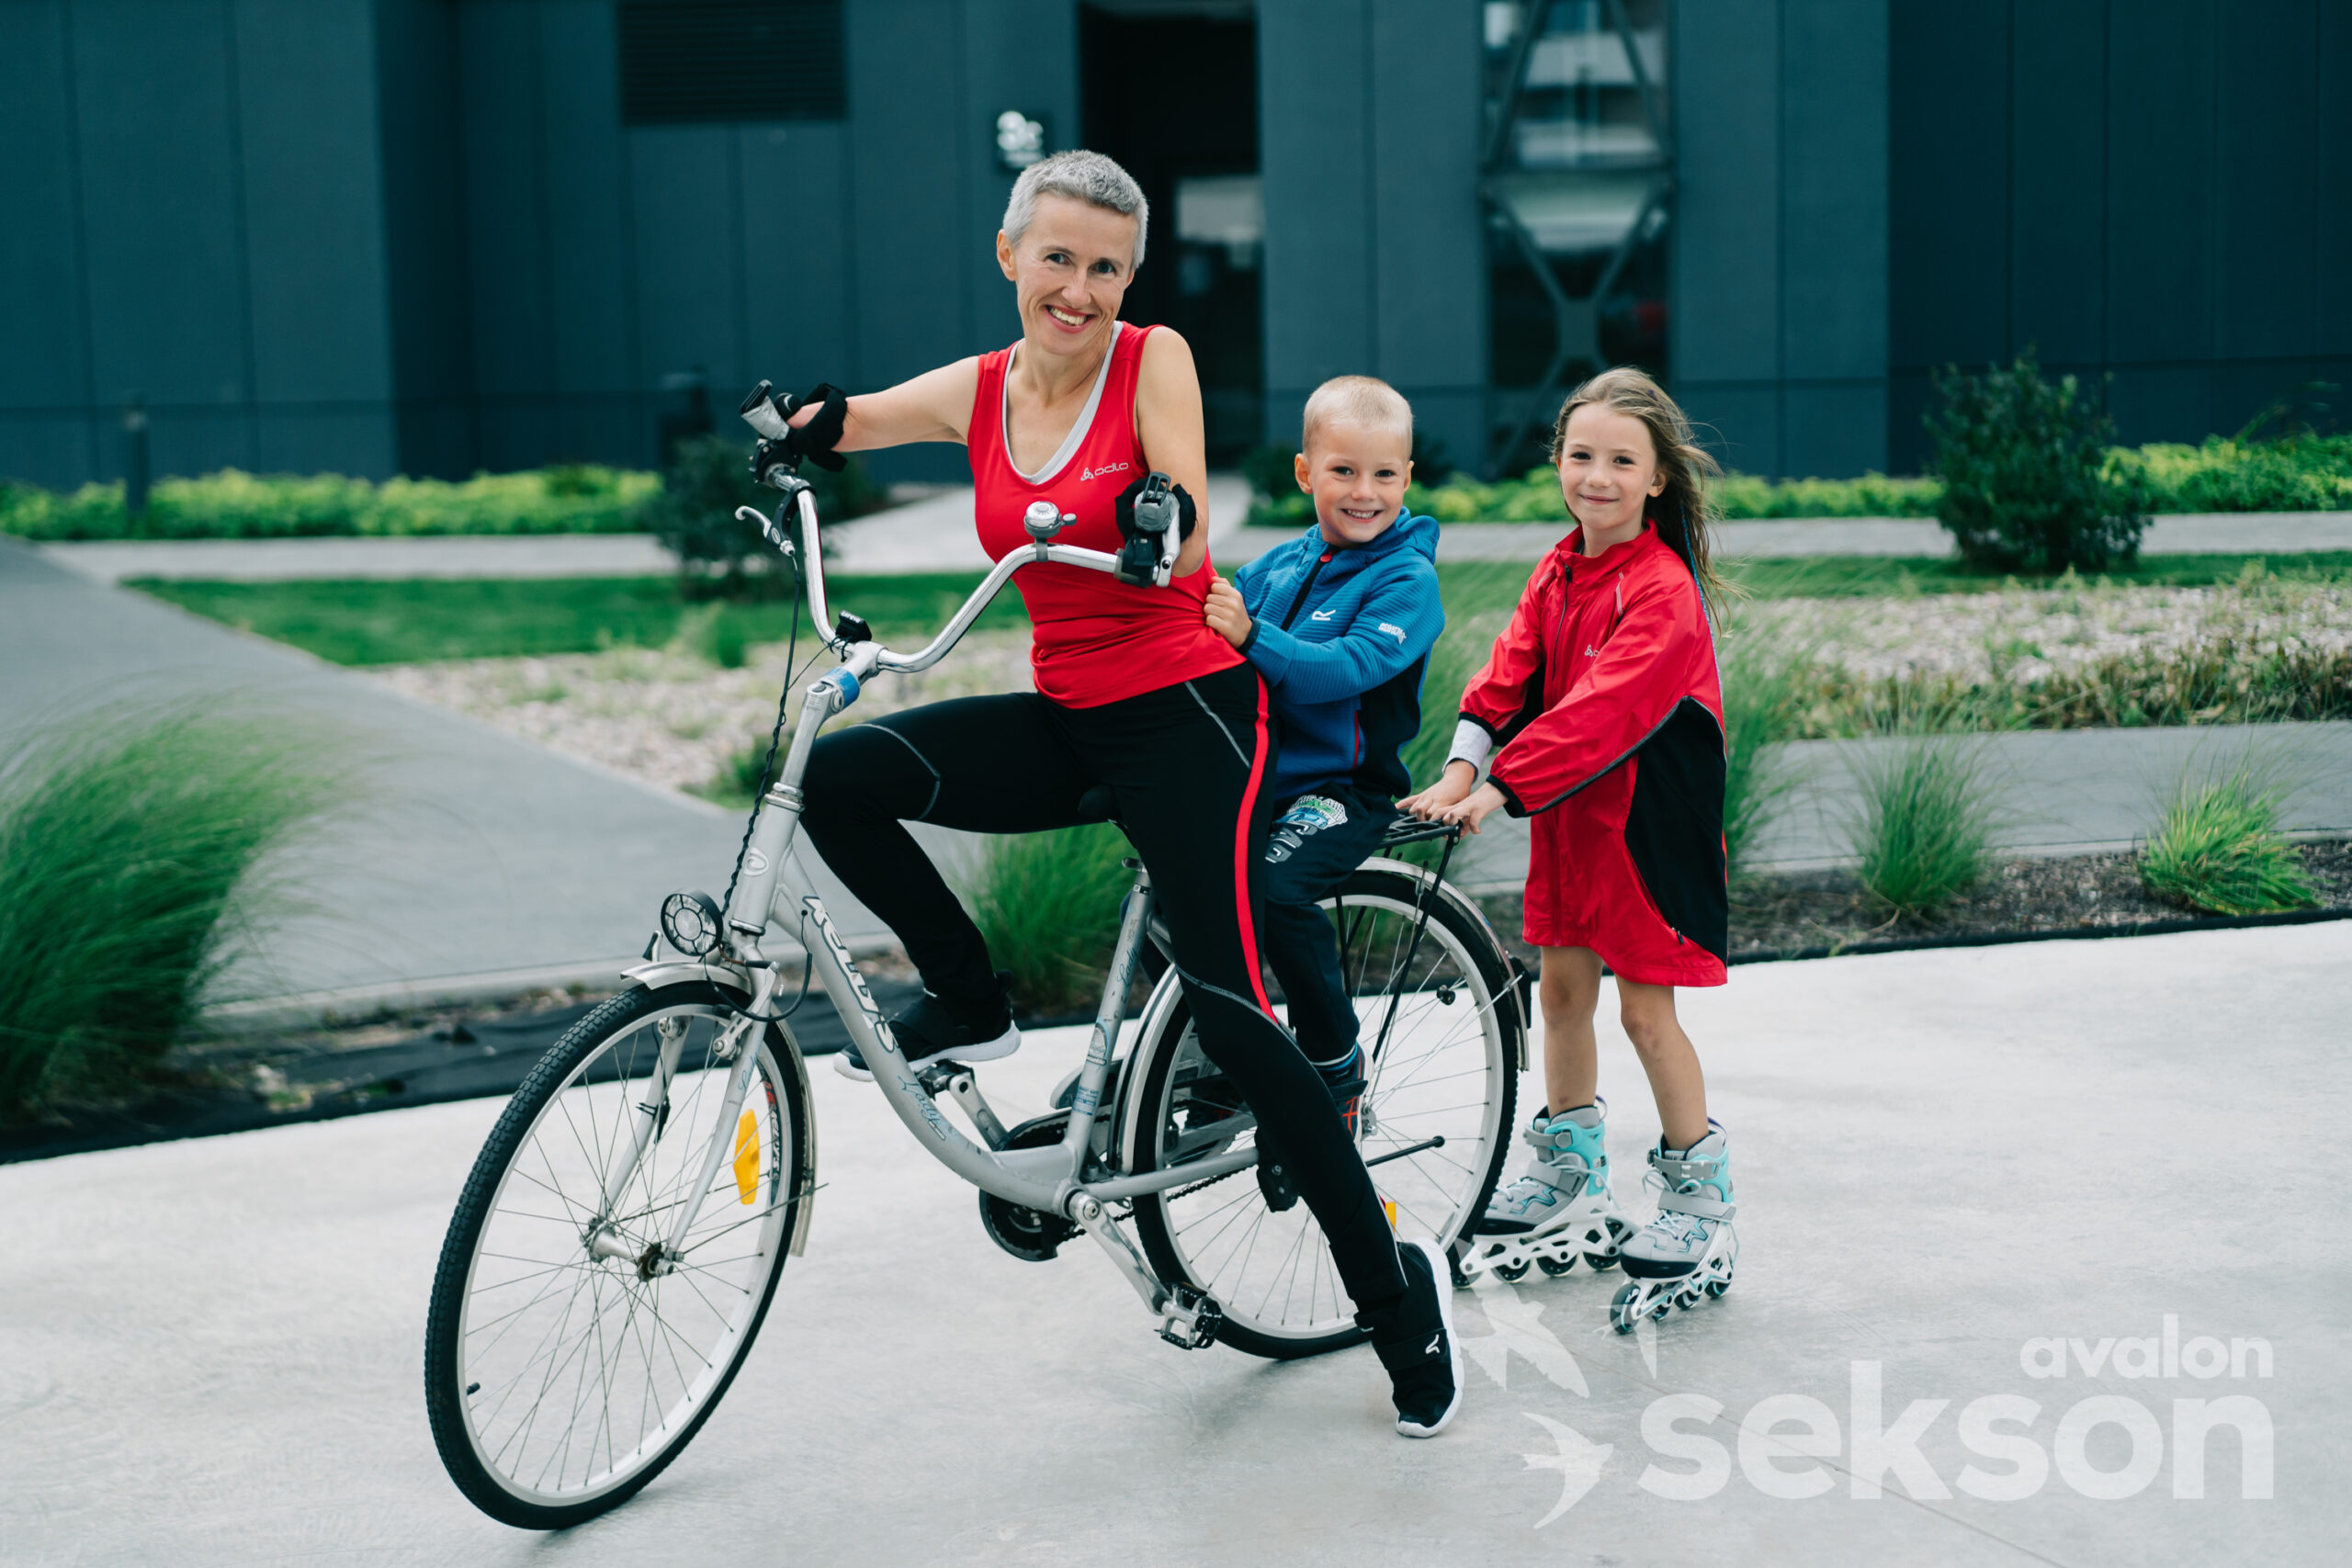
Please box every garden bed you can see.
[1476,839,2352,971]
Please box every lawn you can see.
[134,573,1030,665]
[133,551,2352,668]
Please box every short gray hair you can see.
[1001,150,1149,269]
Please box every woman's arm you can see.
[1133,328,1214,578]
[787,358,981,450]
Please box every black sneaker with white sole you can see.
[1357,1236,1463,1438]
[835,971,1019,1082]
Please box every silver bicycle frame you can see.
[637,481,1239,1295]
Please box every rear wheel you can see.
[1124,864,1518,1359]
[424,981,810,1529]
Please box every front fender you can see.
[620,956,819,1259]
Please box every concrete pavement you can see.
[0,538,904,1020]
[3,921,2344,1565]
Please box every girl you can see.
[1400,367,1736,1328]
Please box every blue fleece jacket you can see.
[1235,510,1444,801]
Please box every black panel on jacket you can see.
[1623,697,1729,962]
[1352,653,1429,799]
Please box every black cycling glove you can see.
[780,381,850,472]
[1114,475,1197,543]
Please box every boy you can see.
[1204,376,1442,1191]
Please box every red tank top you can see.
[969,322,1241,707]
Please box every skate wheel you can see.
[1537,1254,1577,1278]
[1609,1281,1641,1335]
[1494,1259,1531,1283]
[1582,1251,1619,1273]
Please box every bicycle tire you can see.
[424,980,811,1529]
[1123,863,1518,1359]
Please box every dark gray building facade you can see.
[4,0,2346,492]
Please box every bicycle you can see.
[423,384,1524,1529]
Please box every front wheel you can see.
[424,981,812,1529]
[1123,863,1519,1359]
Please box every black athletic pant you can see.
[1260,784,1399,1068]
[800,661,1408,1308]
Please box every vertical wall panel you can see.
[376,0,474,477]
[458,0,556,468]
[2212,0,2315,430]
[70,0,255,475]
[961,0,1080,353]
[540,0,639,462]
[235,0,397,474]
[2009,0,2106,369]
[1369,0,1486,468]
[629,129,743,403]
[739,124,854,393]
[845,0,970,387]
[1781,0,1887,475]
[1670,0,1781,472]
[2106,0,2212,376]
[0,1,95,486]
[1258,0,1374,440]
[2318,0,2352,358]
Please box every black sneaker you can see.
[835,971,1019,1082]
[1358,1237,1462,1438]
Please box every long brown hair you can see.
[1549,367,1731,610]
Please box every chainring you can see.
[977,1111,1080,1262]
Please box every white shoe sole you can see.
[1395,1237,1464,1438]
[833,1021,1021,1082]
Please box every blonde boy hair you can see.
[1301,375,1413,452]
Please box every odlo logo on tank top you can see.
[1079,461,1132,483]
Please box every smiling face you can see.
[1295,419,1414,547]
[996,192,1138,366]
[1555,401,1667,551]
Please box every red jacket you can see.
[1462,524,1728,986]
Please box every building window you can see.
[1481,0,1671,472]
[618,0,845,126]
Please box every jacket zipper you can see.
[1279,549,1335,631]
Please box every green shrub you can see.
[670,602,750,668]
[1846,737,1996,919]
[0,705,341,1119]
[2121,433,2352,514]
[2137,764,2316,917]
[0,467,658,541]
[1928,352,2153,572]
[1241,468,1942,530]
[967,826,1136,1014]
[643,434,883,595]
[691,732,778,809]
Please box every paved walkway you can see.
[5,922,2342,1565]
[1451,720,2352,888]
[0,539,902,1021]
[41,506,2352,581]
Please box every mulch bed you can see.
[1476,839,2352,969]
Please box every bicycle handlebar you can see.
[733,479,1135,680]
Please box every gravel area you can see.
[1762,575,2352,685]
[369,630,1035,794]
[364,581,2352,797]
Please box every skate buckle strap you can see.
[1653,1185,1736,1223]
[1521,1122,1580,1154]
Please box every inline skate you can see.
[1610,1125,1736,1332]
[1458,1102,1632,1282]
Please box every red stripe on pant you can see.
[1230,675,1274,1014]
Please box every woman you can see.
[784,151,1460,1437]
